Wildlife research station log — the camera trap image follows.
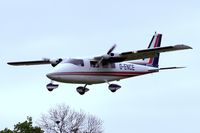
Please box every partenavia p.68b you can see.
[8,33,192,95]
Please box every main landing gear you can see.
[46,81,121,95]
[76,83,121,95]
[76,84,89,95]
[108,84,121,92]
[46,82,59,92]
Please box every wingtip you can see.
[175,44,192,49]
[7,62,12,65]
[183,45,192,49]
[188,46,193,49]
[175,66,186,69]
[7,62,17,66]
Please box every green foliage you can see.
[0,128,13,133]
[0,116,43,133]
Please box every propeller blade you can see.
[107,44,116,55]
[95,44,117,67]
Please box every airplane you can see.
[7,33,192,95]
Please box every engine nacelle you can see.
[50,58,63,67]
[102,53,120,59]
[102,54,110,60]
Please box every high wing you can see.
[7,58,63,67]
[94,44,192,63]
[7,59,50,66]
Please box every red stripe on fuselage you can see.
[50,71,152,77]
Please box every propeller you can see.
[42,58,63,67]
[107,44,117,55]
[96,44,117,67]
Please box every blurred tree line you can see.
[0,104,103,133]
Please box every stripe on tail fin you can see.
[141,33,162,67]
[147,33,162,67]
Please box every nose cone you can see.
[46,72,56,80]
[46,64,66,81]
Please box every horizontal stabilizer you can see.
[159,67,186,70]
[148,67,186,72]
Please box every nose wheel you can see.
[76,84,89,95]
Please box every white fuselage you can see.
[46,58,158,84]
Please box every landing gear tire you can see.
[46,83,59,92]
[76,85,89,95]
[111,89,116,93]
[47,88,54,92]
[108,84,121,93]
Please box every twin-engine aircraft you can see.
[8,33,192,95]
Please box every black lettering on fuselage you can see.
[119,64,135,71]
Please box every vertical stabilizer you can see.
[146,33,162,67]
[137,33,162,68]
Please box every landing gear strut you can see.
[76,84,89,95]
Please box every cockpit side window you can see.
[65,59,84,66]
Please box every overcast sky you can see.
[0,0,199,132]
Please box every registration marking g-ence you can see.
[119,64,135,71]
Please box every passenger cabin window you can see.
[90,61,99,68]
[90,60,115,68]
[102,63,115,68]
[65,59,84,66]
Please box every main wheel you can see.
[46,83,59,92]
[79,91,85,95]
[111,89,117,92]
[108,84,121,93]
[76,87,85,95]
[76,86,89,95]
[47,88,54,92]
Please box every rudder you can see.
[145,33,162,67]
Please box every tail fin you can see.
[143,33,162,67]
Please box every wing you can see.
[94,44,192,63]
[7,60,50,66]
[7,58,63,67]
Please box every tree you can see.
[84,115,103,133]
[0,128,13,133]
[14,116,44,133]
[0,116,43,133]
[37,104,103,133]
